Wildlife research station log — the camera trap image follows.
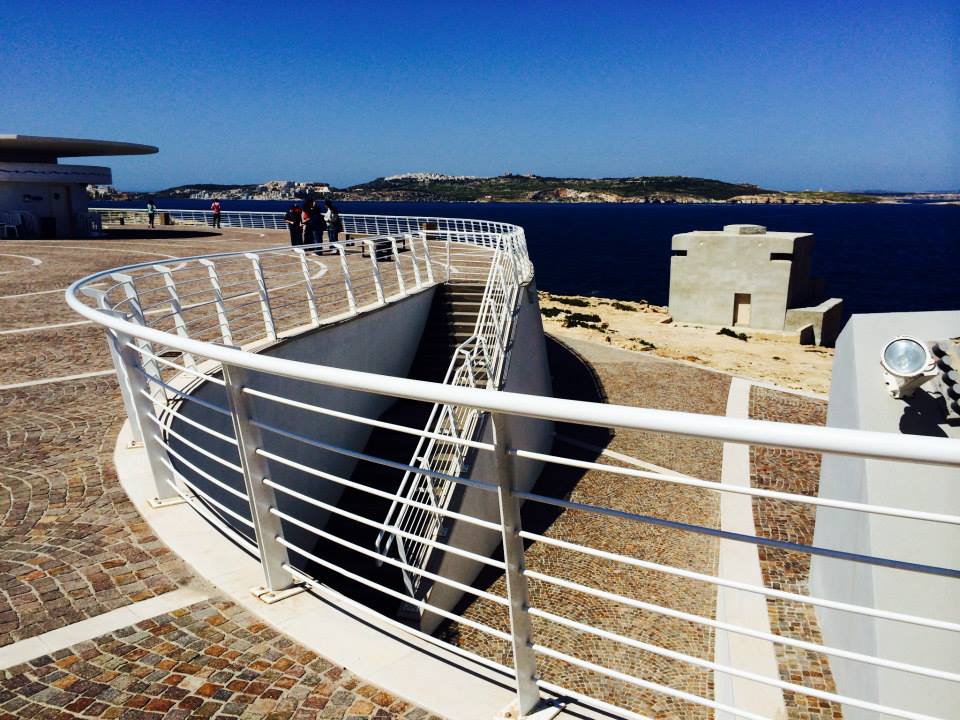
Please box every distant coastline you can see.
[85,173,954,205]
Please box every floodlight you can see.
[880,336,937,399]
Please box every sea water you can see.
[100,199,958,319]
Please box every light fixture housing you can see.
[880,336,938,399]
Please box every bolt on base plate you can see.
[495,698,564,720]
[250,584,306,604]
[147,495,188,509]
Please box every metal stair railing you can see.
[375,237,527,600]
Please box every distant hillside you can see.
[112,174,884,204]
[340,174,773,203]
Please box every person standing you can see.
[284,204,303,245]
[302,199,327,250]
[146,199,157,228]
[210,199,222,228]
[324,200,343,249]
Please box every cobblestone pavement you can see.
[750,386,843,720]
[0,229,440,718]
[452,338,727,719]
[0,598,437,720]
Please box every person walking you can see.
[146,199,157,228]
[284,204,303,245]
[323,200,343,249]
[210,199,222,228]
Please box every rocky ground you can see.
[538,292,834,395]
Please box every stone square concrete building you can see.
[668,223,843,345]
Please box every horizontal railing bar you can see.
[270,507,508,606]
[152,405,238,446]
[153,434,249,503]
[281,562,520,679]
[128,343,226,386]
[242,387,494,451]
[132,368,232,417]
[514,490,960,578]
[155,451,254,528]
[160,422,243,476]
[533,643,768,720]
[250,419,498,493]
[523,554,959,681]
[70,293,959,466]
[520,536,960,632]
[255,448,501,532]
[529,605,940,719]
[511,447,960,525]
[277,542,512,641]
[263,478,504,570]
[152,457,261,558]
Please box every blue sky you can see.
[2,1,957,190]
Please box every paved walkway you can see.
[0,228,440,719]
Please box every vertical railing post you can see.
[491,412,542,717]
[445,231,452,282]
[115,328,182,507]
[292,248,320,326]
[199,259,234,346]
[390,238,406,296]
[111,272,165,399]
[153,264,197,370]
[363,240,386,304]
[83,291,144,447]
[419,232,435,284]
[334,243,357,314]
[221,363,298,599]
[244,253,276,341]
[406,233,423,289]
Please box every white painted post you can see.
[199,259,234,346]
[390,238,406,296]
[292,249,320,326]
[419,232,435,284]
[88,299,146,447]
[221,363,298,598]
[363,240,386,304]
[111,272,165,400]
[244,253,276,341]
[153,264,197,370]
[334,243,357,314]
[490,412,542,717]
[406,233,423,289]
[116,328,183,507]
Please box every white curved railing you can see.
[71,212,960,720]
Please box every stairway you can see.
[301,281,486,618]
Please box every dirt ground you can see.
[538,291,834,394]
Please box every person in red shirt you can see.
[210,200,222,228]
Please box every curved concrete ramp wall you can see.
[167,287,437,561]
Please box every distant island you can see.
[89,173,937,204]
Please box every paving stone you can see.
[0,230,439,720]
[750,386,843,720]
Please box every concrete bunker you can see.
[668,223,844,346]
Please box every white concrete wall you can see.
[811,311,960,719]
[169,288,436,562]
[0,166,98,237]
[421,280,555,634]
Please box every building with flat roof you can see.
[668,223,844,345]
[0,134,156,238]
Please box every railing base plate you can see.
[250,584,306,604]
[147,495,188,509]
[126,439,144,449]
[495,698,564,720]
